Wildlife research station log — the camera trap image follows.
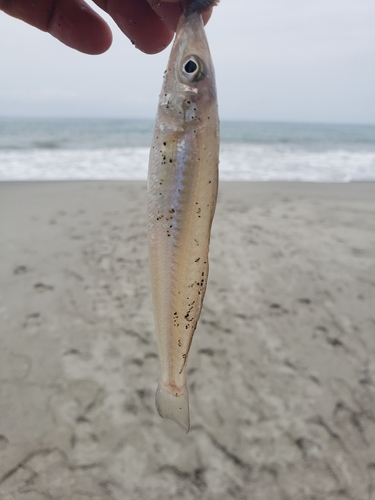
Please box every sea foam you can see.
[1,118,374,182]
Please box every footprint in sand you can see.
[13,265,29,275]
[34,282,54,292]
[0,434,9,450]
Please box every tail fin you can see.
[155,381,190,433]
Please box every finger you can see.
[0,0,112,54]
[93,0,175,54]
[146,0,183,32]
[148,1,213,31]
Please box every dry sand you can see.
[1,180,375,500]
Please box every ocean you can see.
[0,118,374,182]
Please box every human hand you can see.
[0,0,213,55]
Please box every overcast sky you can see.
[1,0,375,123]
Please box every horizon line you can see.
[1,116,375,127]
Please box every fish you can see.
[147,0,219,433]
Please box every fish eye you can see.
[184,60,198,73]
[181,55,205,83]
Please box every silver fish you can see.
[147,4,219,432]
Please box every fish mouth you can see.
[186,0,219,17]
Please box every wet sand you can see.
[1,180,375,500]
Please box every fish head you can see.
[159,11,217,129]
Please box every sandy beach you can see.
[1,180,375,500]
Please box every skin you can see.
[0,0,213,54]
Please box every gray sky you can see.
[1,0,374,123]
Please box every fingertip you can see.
[136,27,174,54]
[137,3,213,53]
[88,21,113,55]
[106,0,174,54]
